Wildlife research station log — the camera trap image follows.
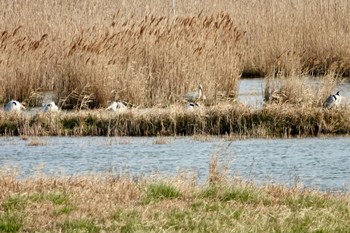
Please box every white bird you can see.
[4,100,26,112]
[43,101,59,112]
[183,84,204,102]
[186,102,200,109]
[106,101,127,112]
[323,91,342,108]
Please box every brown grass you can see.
[1,1,350,109]
[0,160,349,232]
[264,73,341,106]
[0,9,241,109]
[1,103,350,137]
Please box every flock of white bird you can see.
[2,85,204,113]
[106,101,127,111]
[2,86,342,113]
[4,100,26,112]
[3,100,59,113]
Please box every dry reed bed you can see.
[0,11,241,109]
[263,73,340,107]
[0,168,349,232]
[1,104,350,137]
[1,0,350,109]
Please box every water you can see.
[238,78,350,107]
[1,136,350,191]
[238,78,265,107]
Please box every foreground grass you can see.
[0,171,349,232]
[1,103,350,137]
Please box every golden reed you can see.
[1,0,350,109]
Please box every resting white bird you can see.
[184,84,204,102]
[43,101,59,112]
[186,102,200,109]
[4,100,26,112]
[323,91,342,108]
[106,101,127,112]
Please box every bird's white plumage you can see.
[43,101,59,112]
[334,92,342,106]
[4,100,26,112]
[183,84,203,102]
[106,101,127,112]
[323,91,342,108]
[186,102,200,109]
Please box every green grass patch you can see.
[45,192,69,205]
[163,207,235,232]
[3,192,73,220]
[190,200,205,211]
[111,209,141,233]
[204,202,221,212]
[0,213,23,233]
[221,186,259,203]
[2,196,27,212]
[111,209,139,222]
[25,191,69,205]
[285,193,336,211]
[53,205,76,216]
[199,185,219,198]
[60,219,100,233]
[165,208,199,231]
[284,213,315,232]
[142,182,181,204]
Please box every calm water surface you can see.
[239,78,264,106]
[0,136,349,191]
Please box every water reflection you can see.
[0,136,350,191]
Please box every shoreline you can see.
[1,167,349,232]
[0,104,349,137]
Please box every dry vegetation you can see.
[264,73,341,106]
[0,0,350,109]
[1,103,350,137]
[0,156,349,232]
[1,3,350,232]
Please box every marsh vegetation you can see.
[1,1,350,137]
[1,103,350,137]
[1,0,350,109]
[1,2,350,232]
[1,156,350,232]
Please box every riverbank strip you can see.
[0,104,349,137]
[0,159,349,232]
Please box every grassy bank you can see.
[0,163,349,232]
[1,104,350,137]
[1,1,350,108]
